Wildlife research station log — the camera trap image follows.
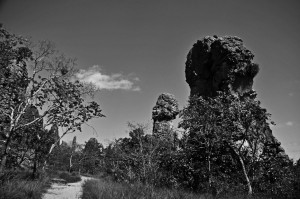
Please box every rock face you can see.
[152,93,179,139]
[185,35,259,96]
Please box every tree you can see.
[0,26,104,172]
[179,91,286,196]
[82,138,103,174]
[293,159,300,198]
[1,26,33,172]
[104,123,179,186]
[48,141,72,171]
[179,94,224,192]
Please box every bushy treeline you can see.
[78,92,300,198]
[57,93,300,198]
[47,137,104,175]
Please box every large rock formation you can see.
[185,35,259,96]
[185,35,288,160]
[152,93,179,139]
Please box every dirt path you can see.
[43,176,92,199]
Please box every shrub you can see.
[0,169,33,183]
[0,170,50,199]
[59,171,81,183]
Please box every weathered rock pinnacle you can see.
[185,35,288,160]
[185,35,259,96]
[152,93,179,139]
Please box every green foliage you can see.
[103,123,181,188]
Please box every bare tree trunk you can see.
[69,154,73,173]
[228,143,253,196]
[238,155,253,195]
[208,153,212,190]
[42,143,56,170]
[32,157,37,179]
[0,136,11,173]
[0,153,8,173]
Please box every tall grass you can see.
[81,178,279,199]
[0,170,51,199]
[81,179,214,199]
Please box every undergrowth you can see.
[0,170,51,199]
[81,178,282,199]
[81,179,214,199]
[59,171,81,183]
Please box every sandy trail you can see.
[43,176,92,199]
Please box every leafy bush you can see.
[0,169,33,183]
[59,171,81,183]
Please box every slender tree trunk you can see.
[0,153,8,173]
[237,154,253,195]
[228,143,253,196]
[69,153,73,173]
[0,136,12,173]
[208,153,212,190]
[42,143,56,170]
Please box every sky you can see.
[1,0,299,160]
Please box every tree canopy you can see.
[0,26,104,173]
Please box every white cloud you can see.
[76,65,140,91]
[285,121,293,126]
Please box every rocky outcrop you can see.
[185,35,288,160]
[152,93,179,139]
[185,35,259,96]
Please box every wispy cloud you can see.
[285,121,294,126]
[76,65,140,91]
